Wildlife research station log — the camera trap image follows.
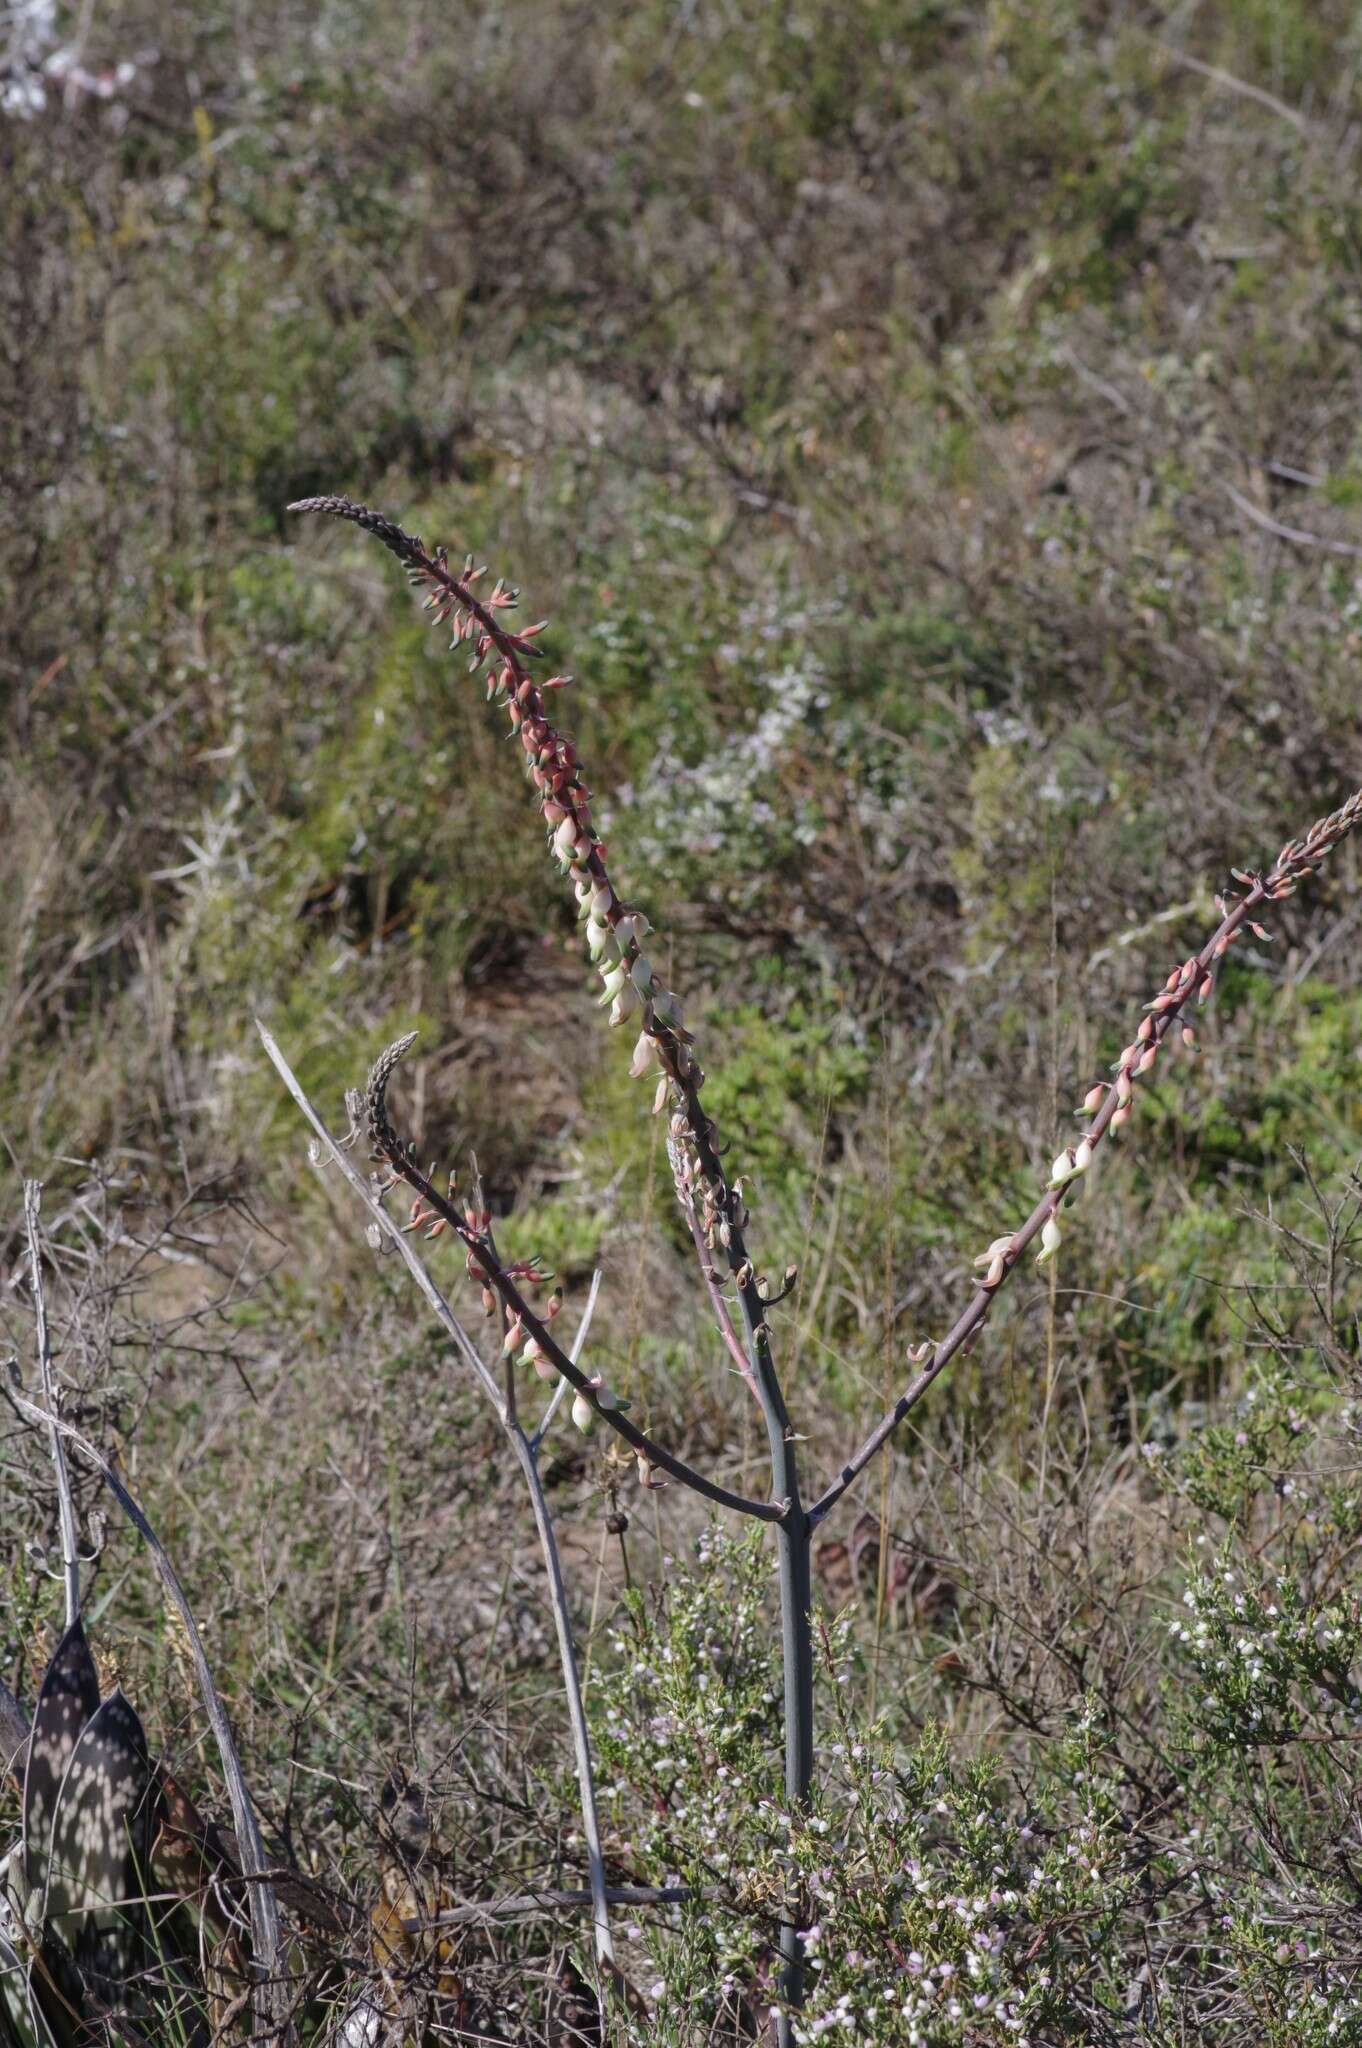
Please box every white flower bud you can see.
[553,815,579,865]
[586,916,612,959]
[571,1391,596,1434]
[599,962,627,1003]
[1051,1141,1092,1187]
[630,1031,658,1078]
[1036,1215,1062,1267]
[609,986,639,1027]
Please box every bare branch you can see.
[257,1023,618,1970]
[533,1266,603,1449]
[506,1425,615,1967]
[23,1180,80,1627]
[407,1882,706,1928]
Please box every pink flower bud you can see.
[1083,1084,1105,1113]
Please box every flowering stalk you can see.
[291,495,816,2031]
[807,783,1362,1528]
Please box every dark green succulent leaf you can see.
[27,1940,88,2048]
[21,1626,100,1904]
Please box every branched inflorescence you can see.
[291,492,1362,2042]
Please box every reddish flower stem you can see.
[364,1034,785,1524]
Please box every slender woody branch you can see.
[256,1023,618,1972]
[809,783,1362,1527]
[407,1883,704,1928]
[23,1181,81,1628]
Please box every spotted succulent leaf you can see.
[45,1691,152,1997]
[21,1624,100,1907]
